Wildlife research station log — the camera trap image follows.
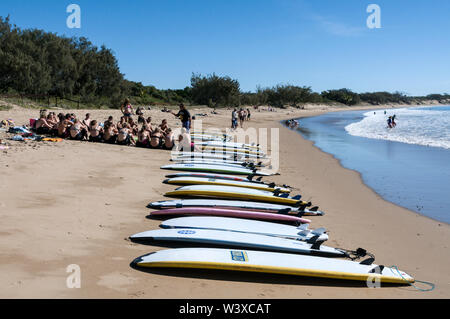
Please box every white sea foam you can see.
[345,107,450,149]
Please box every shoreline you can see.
[1,104,449,298]
[281,104,450,226]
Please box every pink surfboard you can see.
[149,207,311,225]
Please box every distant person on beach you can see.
[150,127,163,148]
[238,108,245,128]
[103,122,118,144]
[82,113,92,127]
[247,108,251,121]
[89,120,104,142]
[163,128,175,150]
[136,106,144,116]
[121,99,134,118]
[171,104,191,133]
[35,114,53,135]
[136,126,151,148]
[117,123,136,146]
[231,108,238,129]
[70,119,88,141]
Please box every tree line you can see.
[1,16,448,109]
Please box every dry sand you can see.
[0,103,449,299]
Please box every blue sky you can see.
[1,0,449,95]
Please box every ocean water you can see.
[293,106,450,224]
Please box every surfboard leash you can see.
[388,265,435,292]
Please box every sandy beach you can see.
[1,103,449,299]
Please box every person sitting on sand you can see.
[35,114,53,135]
[70,119,88,141]
[57,114,72,138]
[88,120,104,142]
[103,122,118,144]
[144,117,153,132]
[159,119,169,134]
[136,126,151,148]
[162,128,175,150]
[82,113,92,128]
[117,116,127,130]
[150,127,163,148]
[117,123,136,146]
[128,117,139,135]
[104,116,115,129]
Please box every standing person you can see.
[121,98,134,119]
[231,108,238,130]
[387,116,392,129]
[392,114,397,127]
[238,108,245,128]
[246,108,251,121]
[171,103,191,133]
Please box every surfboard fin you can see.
[268,182,276,188]
[272,189,281,196]
[311,227,326,236]
[277,208,292,215]
[256,176,263,182]
[291,195,302,200]
[247,174,255,181]
[311,239,324,249]
[360,258,375,266]
[297,223,309,231]
[310,206,319,212]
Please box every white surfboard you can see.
[160,216,328,242]
[161,163,273,176]
[132,248,415,284]
[130,228,342,257]
[170,159,264,168]
[148,199,324,216]
[164,176,290,193]
[196,141,261,150]
[171,152,234,160]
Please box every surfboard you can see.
[161,163,273,176]
[171,152,234,160]
[160,216,328,242]
[195,141,261,150]
[132,248,415,284]
[148,199,324,216]
[164,176,290,193]
[165,172,257,182]
[200,145,265,156]
[165,185,307,205]
[129,228,343,257]
[170,159,264,168]
[148,207,311,224]
[191,149,268,159]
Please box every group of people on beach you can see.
[32,100,193,150]
[231,108,251,129]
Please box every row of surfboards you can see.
[130,132,415,285]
